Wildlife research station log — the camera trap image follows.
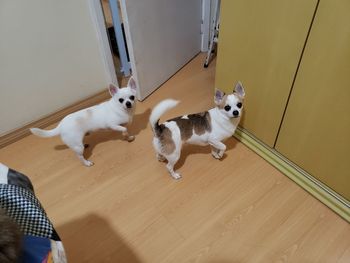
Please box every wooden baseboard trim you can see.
[234,127,350,222]
[0,90,110,149]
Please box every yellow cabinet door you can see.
[215,0,318,146]
[276,0,350,201]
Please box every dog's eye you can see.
[224,105,231,111]
[129,95,135,101]
[119,98,124,103]
[237,102,242,109]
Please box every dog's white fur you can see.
[30,77,137,166]
[150,82,245,179]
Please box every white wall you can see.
[0,0,110,135]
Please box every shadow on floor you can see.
[57,214,141,263]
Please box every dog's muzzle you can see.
[232,110,239,117]
[126,101,132,108]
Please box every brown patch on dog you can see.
[217,95,228,110]
[76,109,93,127]
[86,109,93,117]
[156,124,176,155]
[233,92,244,101]
[169,111,212,141]
[76,117,86,127]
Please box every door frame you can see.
[109,0,131,76]
[119,0,141,100]
[88,0,119,87]
[201,0,211,52]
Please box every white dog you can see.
[149,82,245,179]
[30,77,137,166]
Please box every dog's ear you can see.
[214,89,225,105]
[109,84,118,96]
[127,76,137,92]
[234,82,245,98]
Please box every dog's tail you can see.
[149,99,179,133]
[30,126,60,138]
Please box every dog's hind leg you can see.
[156,153,166,162]
[73,145,94,167]
[164,153,181,180]
[62,134,94,166]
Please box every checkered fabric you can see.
[0,184,54,239]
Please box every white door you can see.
[120,0,202,100]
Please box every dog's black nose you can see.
[233,110,239,117]
[126,101,132,108]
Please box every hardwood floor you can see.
[0,54,349,262]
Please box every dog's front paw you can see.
[211,150,221,159]
[212,150,225,159]
[171,172,182,180]
[83,160,94,167]
[126,135,135,142]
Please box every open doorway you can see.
[100,0,131,86]
[90,0,204,100]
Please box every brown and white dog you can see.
[149,82,245,179]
